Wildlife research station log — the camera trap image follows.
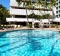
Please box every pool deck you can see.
[0,27,60,32]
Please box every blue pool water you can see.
[0,30,60,56]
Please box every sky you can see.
[0,0,10,10]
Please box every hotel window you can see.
[15,15,26,18]
[59,1,60,3]
[59,10,60,13]
[59,14,60,17]
[56,3,58,5]
[59,6,60,8]
[56,11,58,13]
[56,7,58,9]
[56,15,58,17]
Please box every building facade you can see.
[56,0,60,18]
[6,0,55,26]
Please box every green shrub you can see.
[27,23,32,28]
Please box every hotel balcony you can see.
[6,18,52,23]
[10,8,52,15]
[6,18,40,22]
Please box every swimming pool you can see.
[0,30,60,56]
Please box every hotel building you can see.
[56,0,60,18]
[6,0,56,26]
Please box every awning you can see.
[53,18,60,22]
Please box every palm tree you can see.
[34,0,45,28]
[0,4,10,26]
[37,0,43,15]
[41,0,56,28]
[42,0,56,18]
[49,0,56,19]
[24,0,32,27]
[30,0,35,28]
[38,0,45,28]
[41,0,50,18]
[16,0,31,27]
[47,0,56,27]
[16,0,22,6]
[28,12,36,28]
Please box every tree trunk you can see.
[31,0,34,28]
[49,19,51,28]
[32,18,34,28]
[52,8,55,19]
[39,19,42,28]
[26,7,29,27]
[39,4,42,28]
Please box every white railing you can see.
[10,8,52,15]
[6,18,35,22]
[6,18,40,22]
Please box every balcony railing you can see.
[10,8,52,15]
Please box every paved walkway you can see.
[0,27,60,32]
